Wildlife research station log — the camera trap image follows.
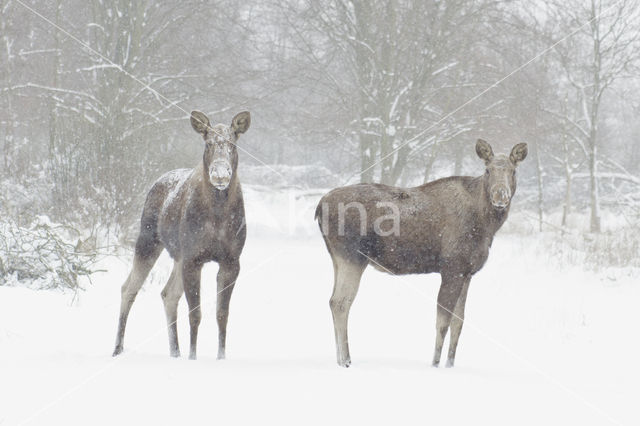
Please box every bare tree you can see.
[550,0,640,232]
[2,0,640,243]
[279,0,502,185]
[4,0,257,230]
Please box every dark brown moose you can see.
[113,110,251,360]
[316,139,528,367]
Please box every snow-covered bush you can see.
[554,229,640,272]
[0,216,98,291]
[501,209,640,272]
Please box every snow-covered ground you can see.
[1,189,639,425]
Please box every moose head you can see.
[475,139,528,211]
[190,110,251,190]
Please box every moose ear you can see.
[510,143,528,165]
[190,110,210,135]
[475,139,494,163]
[231,111,251,135]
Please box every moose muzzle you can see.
[490,185,511,210]
[209,160,232,190]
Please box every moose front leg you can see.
[216,260,240,360]
[182,260,203,360]
[161,261,184,358]
[446,276,471,368]
[432,271,466,367]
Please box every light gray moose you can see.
[315,139,527,367]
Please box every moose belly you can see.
[359,234,441,275]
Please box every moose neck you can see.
[470,173,509,234]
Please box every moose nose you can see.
[491,186,511,209]
[211,176,230,190]
[210,161,232,190]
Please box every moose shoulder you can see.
[316,139,528,368]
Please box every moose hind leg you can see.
[329,255,366,368]
[446,277,470,368]
[216,260,240,360]
[161,261,184,357]
[182,260,203,360]
[113,239,162,356]
[432,272,466,367]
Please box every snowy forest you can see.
[0,0,640,233]
[1,1,640,425]
[2,0,639,235]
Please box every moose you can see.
[316,139,527,368]
[113,110,251,360]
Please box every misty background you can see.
[1,0,640,287]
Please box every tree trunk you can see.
[535,145,544,232]
[561,173,572,229]
[359,133,375,183]
[1,7,14,175]
[379,125,394,185]
[423,146,438,184]
[588,0,601,233]
[390,142,410,186]
[453,141,464,176]
[588,130,601,232]
[561,130,572,230]
[560,96,571,229]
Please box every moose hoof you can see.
[338,359,351,368]
[445,359,455,368]
[170,349,181,358]
[112,346,123,357]
[431,361,440,368]
[189,353,197,360]
[217,352,226,361]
